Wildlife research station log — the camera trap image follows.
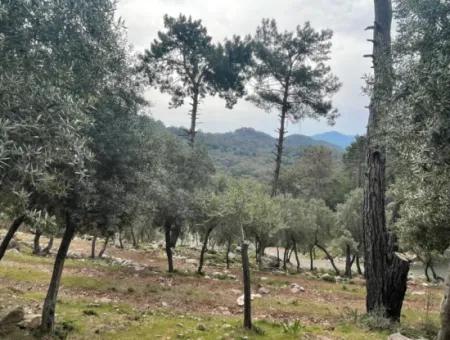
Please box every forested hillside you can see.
[169,127,342,180]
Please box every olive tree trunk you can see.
[164,219,174,273]
[197,227,213,274]
[225,239,231,269]
[98,235,110,258]
[42,236,54,255]
[315,243,340,276]
[90,235,97,259]
[33,230,42,255]
[0,215,25,261]
[363,0,409,321]
[41,214,76,333]
[309,245,315,271]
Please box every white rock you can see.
[258,287,270,295]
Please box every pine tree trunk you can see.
[271,105,288,197]
[438,270,450,340]
[0,215,25,261]
[363,0,409,321]
[241,242,252,329]
[33,230,42,255]
[41,214,75,333]
[98,235,110,258]
[164,219,174,273]
[316,243,340,276]
[198,227,213,274]
[188,88,200,146]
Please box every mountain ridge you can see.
[168,126,346,180]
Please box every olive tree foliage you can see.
[1,0,154,333]
[387,0,450,259]
[153,135,215,272]
[386,1,450,331]
[247,19,340,196]
[139,14,252,146]
[0,0,93,260]
[279,197,314,271]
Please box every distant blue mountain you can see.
[311,131,356,149]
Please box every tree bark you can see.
[164,219,174,273]
[276,247,281,268]
[90,235,97,259]
[309,245,315,271]
[98,235,110,258]
[130,227,138,248]
[188,88,200,146]
[344,245,355,278]
[41,214,76,333]
[293,240,300,272]
[424,260,431,282]
[438,270,450,340]
[241,242,252,329]
[33,230,42,255]
[169,220,181,248]
[356,254,363,276]
[118,230,124,249]
[226,239,231,269]
[0,215,25,261]
[363,0,409,321]
[42,236,54,256]
[197,227,213,274]
[316,243,340,276]
[271,104,288,197]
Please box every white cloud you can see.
[117,0,374,136]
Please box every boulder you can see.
[19,314,41,329]
[0,306,24,333]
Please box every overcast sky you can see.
[117,0,373,137]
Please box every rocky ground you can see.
[0,231,444,339]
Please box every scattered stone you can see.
[258,287,270,295]
[19,314,41,329]
[412,291,426,296]
[6,248,20,255]
[230,289,241,295]
[161,301,168,307]
[320,273,336,283]
[388,333,413,340]
[260,276,268,281]
[196,323,207,331]
[186,259,198,265]
[290,283,305,293]
[237,293,262,306]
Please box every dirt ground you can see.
[0,231,444,339]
